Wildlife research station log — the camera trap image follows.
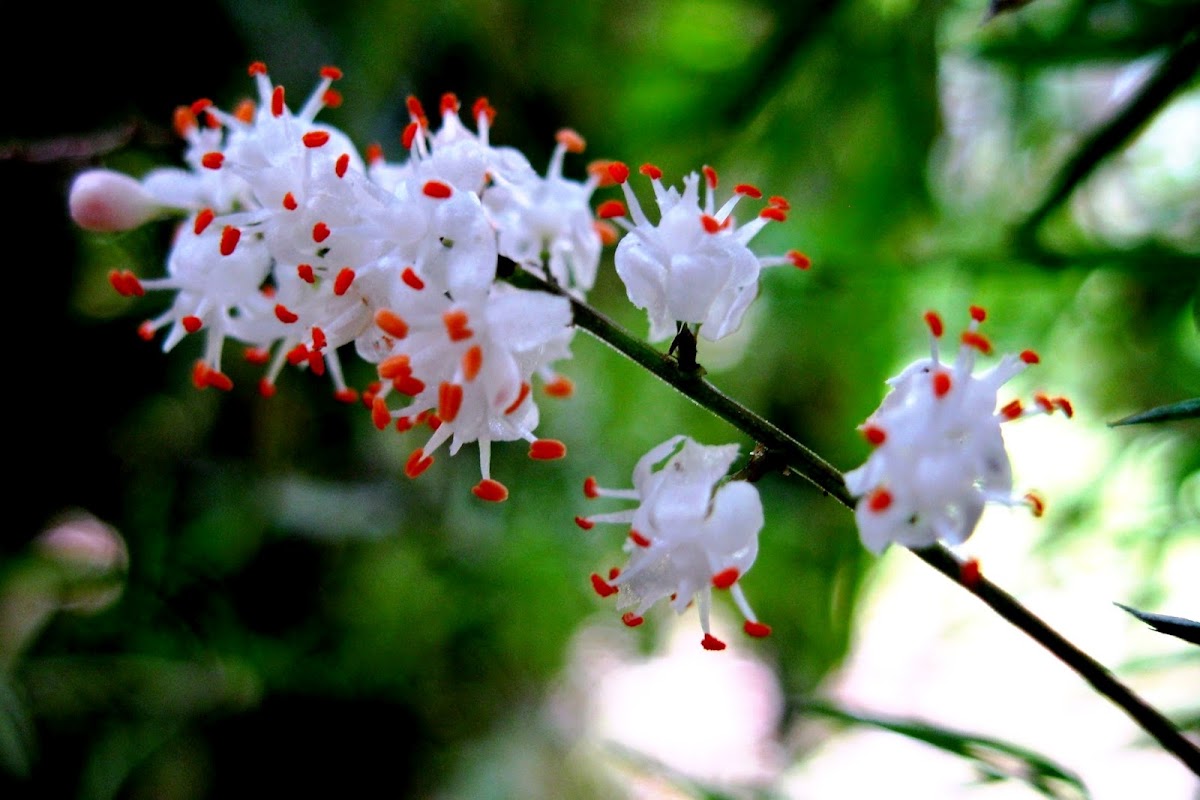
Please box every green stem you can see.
[509,266,1200,777]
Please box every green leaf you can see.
[0,673,35,778]
[1115,603,1200,646]
[1108,398,1200,426]
[802,701,1090,799]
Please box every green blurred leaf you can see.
[1109,398,1200,427]
[0,673,35,778]
[802,701,1090,799]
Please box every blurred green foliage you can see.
[3,0,1197,797]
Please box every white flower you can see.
[577,436,770,650]
[845,306,1072,554]
[601,162,810,343]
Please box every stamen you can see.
[438,382,463,422]
[701,633,726,651]
[258,379,276,398]
[528,439,567,460]
[201,152,224,170]
[1020,349,1040,364]
[1054,397,1074,418]
[594,221,619,246]
[743,621,771,638]
[401,122,419,150]
[628,530,651,547]
[194,208,215,235]
[219,226,240,256]
[1025,491,1046,517]
[248,61,267,76]
[333,267,355,296]
[583,476,599,499]
[969,305,987,322]
[378,354,411,380]
[319,65,343,80]
[862,425,886,445]
[555,128,586,153]
[961,331,992,354]
[734,183,762,198]
[297,264,315,283]
[244,347,271,365]
[274,304,299,324]
[767,195,790,210]
[442,310,473,341]
[472,97,495,125]
[960,558,982,588]
[787,250,812,269]
[322,89,343,109]
[302,131,330,148]
[702,165,718,189]
[504,382,531,414]
[932,372,952,397]
[462,346,483,381]
[607,162,630,184]
[590,573,618,597]
[312,222,331,243]
[366,143,384,164]
[422,180,453,199]
[639,163,663,180]
[759,207,787,222]
[621,612,644,627]
[271,85,285,117]
[867,488,893,512]
[924,311,944,337]
[375,309,409,339]
[543,376,573,397]
[999,399,1023,420]
[597,200,626,219]
[234,100,255,123]
[712,567,739,589]
[335,153,349,178]
[401,267,424,290]
[283,192,298,210]
[574,516,595,530]
[173,107,197,137]
[182,316,203,334]
[405,448,434,478]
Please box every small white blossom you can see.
[577,436,770,650]
[845,306,1072,554]
[600,162,810,343]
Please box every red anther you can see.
[173,106,197,138]
[297,264,315,283]
[701,214,731,233]
[607,161,630,184]
[190,98,213,115]
[472,478,510,502]
[201,152,224,170]
[244,347,271,365]
[587,159,618,186]
[422,180,453,199]
[1054,397,1074,418]
[594,221,619,246]
[395,415,413,432]
[583,476,599,499]
[191,361,210,389]
[401,122,419,150]
[335,153,350,178]
[932,372,952,397]
[271,85,285,117]
[462,346,483,382]
[505,382,531,414]
[365,142,384,164]
[282,192,298,210]
[274,304,298,324]
[206,369,233,392]
[744,621,772,638]
[376,309,409,339]
[787,250,812,269]
[394,375,425,396]
[629,530,651,548]
[608,567,620,580]
[590,573,618,598]
[439,92,460,116]
[759,207,787,222]
[1016,349,1039,364]
[405,448,434,478]
[1034,393,1055,413]
[427,415,442,432]
[529,439,567,460]
[312,222,331,243]
[923,311,944,337]
[333,267,355,296]
[401,267,425,290]
[1000,399,1024,420]
[867,488,893,512]
[734,183,762,198]
[219,225,240,256]
[378,354,411,380]
[639,163,663,180]
[203,110,221,129]
[311,326,327,351]
[302,131,330,148]
[862,425,886,445]
[194,208,215,235]
[712,567,739,589]
[961,331,992,354]
[1025,491,1046,518]
[768,195,790,210]
[371,396,391,430]
[261,285,276,298]
[406,95,426,120]
[555,128,586,153]
[322,88,343,109]
[287,344,309,366]
[182,315,203,334]
[621,612,644,627]
[702,165,718,188]
[442,309,473,341]
[438,382,463,423]
[258,378,277,398]
[138,321,155,341]
[248,61,267,76]
[574,516,595,531]
[108,270,135,297]
[960,558,982,589]
[320,65,343,80]
[543,376,574,398]
[597,200,627,219]
[471,97,495,124]
[362,380,381,406]
[701,633,726,651]
[233,100,256,123]
[969,305,987,322]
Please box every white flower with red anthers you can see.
[599,162,810,343]
[577,436,770,651]
[483,128,608,293]
[845,306,1073,554]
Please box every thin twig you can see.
[508,265,1200,777]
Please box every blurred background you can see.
[2,0,1197,797]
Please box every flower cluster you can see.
[844,306,1072,554]
[576,436,770,650]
